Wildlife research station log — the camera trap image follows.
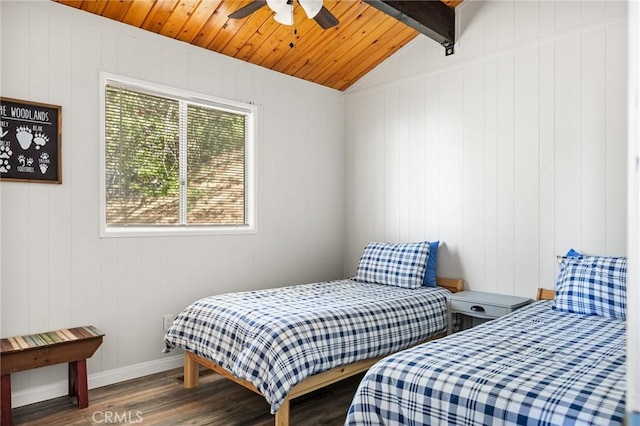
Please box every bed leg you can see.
[274,398,290,426]
[184,352,200,389]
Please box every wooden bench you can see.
[0,326,104,426]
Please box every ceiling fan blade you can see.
[313,5,339,29]
[228,0,268,19]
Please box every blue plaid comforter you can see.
[163,279,450,413]
[346,301,626,426]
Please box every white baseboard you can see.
[11,354,184,408]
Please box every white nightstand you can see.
[447,291,532,335]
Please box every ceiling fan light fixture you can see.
[273,3,294,25]
[266,0,287,13]
[299,0,323,19]
[228,0,339,30]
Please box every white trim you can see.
[628,0,640,414]
[98,224,257,238]
[98,72,258,238]
[11,354,184,408]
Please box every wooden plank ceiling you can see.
[54,0,461,91]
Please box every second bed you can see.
[164,241,461,425]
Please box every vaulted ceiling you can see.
[54,0,461,91]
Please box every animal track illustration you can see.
[39,152,50,174]
[16,126,33,150]
[33,132,49,150]
[17,154,25,167]
[0,158,10,173]
[0,145,12,159]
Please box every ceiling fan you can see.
[228,0,339,29]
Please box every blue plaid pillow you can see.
[422,240,439,287]
[553,255,627,320]
[565,248,583,257]
[354,242,430,289]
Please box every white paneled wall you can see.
[0,0,632,410]
[345,0,628,298]
[0,0,345,406]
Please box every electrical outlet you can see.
[163,314,175,331]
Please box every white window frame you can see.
[99,72,257,238]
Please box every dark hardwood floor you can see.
[12,367,365,425]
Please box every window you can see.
[100,74,256,237]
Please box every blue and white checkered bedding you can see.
[163,279,450,413]
[346,301,626,426]
[554,255,627,320]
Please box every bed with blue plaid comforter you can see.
[163,279,450,413]
[345,300,626,426]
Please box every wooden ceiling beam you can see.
[363,0,455,55]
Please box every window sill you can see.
[100,225,256,238]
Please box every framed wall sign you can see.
[0,97,62,184]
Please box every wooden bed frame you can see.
[536,288,555,301]
[182,277,464,426]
